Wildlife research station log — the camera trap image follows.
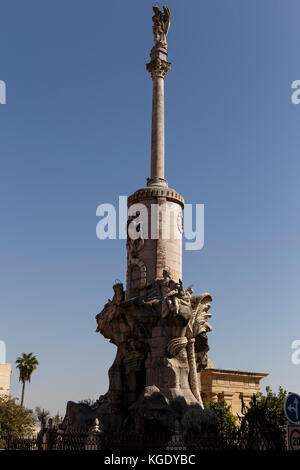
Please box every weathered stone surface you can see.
[63,272,214,434]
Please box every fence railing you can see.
[0,426,287,451]
[0,431,285,452]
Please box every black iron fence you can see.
[0,427,287,451]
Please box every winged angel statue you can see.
[152,5,171,48]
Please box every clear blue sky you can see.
[1,0,299,415]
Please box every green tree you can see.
[204,399,237,436]
[15,353,39,406]
[239,386,288,450]
[0,396,35,443]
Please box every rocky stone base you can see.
[62,386,218,438]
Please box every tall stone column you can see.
[147,48,170,186]
[126,10,183,296]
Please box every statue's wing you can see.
[163,6,171,35]
[152,6,160,18]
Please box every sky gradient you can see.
[1,0,300,415]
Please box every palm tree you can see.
[35,406,50,426]
[15,353,39,406]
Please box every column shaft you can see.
[151,77,165,180]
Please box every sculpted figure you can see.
[164,281,213,409]
[96,283,125,343]
[126,213,144,257]
[185,293,212,407]
[160,269,181,318]
[152,5,171,48]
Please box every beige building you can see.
[200,361,268,416]
[0,363,11,398]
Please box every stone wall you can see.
[0,363,11,398]
[200,367,268,417]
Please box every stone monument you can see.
[64,6,217,436]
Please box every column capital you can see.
[146,57,171,80]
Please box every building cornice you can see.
[202,368,268,378]
[128,186,184,208]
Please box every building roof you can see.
[203,367,268,378]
